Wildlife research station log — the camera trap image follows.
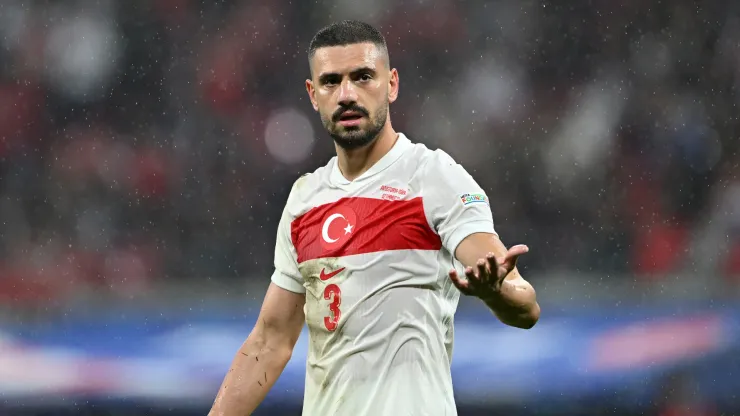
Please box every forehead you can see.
[311,43,386,76]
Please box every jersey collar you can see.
[331,133,412,186]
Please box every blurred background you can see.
[0,0,739,415]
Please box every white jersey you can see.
[271,133,496,416]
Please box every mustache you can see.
[332,105,369,122]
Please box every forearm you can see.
[209,333,293,416]
[483,278,539,329]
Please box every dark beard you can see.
[324,104,388,151]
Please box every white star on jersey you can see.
[271,133,497,416]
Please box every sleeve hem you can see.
[444,220,497,257]
[270,270,306,294]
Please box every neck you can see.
[335,123,398,181]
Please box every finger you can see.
[485,252,498,275]
[464,266,481,286]
[476,258,490,284]
[485,252,508,283]
[449,269,473,295]
[501,245,529,273]
[506,244,529,258]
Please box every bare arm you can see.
[209,283,305,416]
[453,233,540,329]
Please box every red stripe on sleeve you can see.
[291,197,441,263]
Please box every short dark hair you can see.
[308,20,388,62]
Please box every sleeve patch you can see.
[459,193,489,206]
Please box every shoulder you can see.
[398,135,458,177]
[406,142,462,181]
[425,148,458,169]
[408,141,483,201]
[283,158,334,213]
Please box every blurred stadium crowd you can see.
[0,0,738,306]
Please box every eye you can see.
[321,75,341,86]
[359,73,372,82]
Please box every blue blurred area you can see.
[2,301,738,414]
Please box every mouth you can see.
[337,111,364,127]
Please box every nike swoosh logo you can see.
[319,267,345,281]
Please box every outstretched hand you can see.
[448,244,529,300]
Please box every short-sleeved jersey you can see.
[271,133,496,416]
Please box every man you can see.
[209,20,540,416]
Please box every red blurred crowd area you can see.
[0,0,738,306]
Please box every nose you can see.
[337,79,358,105]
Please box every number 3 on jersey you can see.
[323,284,341,331]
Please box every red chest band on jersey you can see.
[291,197,441,262]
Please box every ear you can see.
[305,79,319,111]
[388,68,399,104]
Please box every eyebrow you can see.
[318,66,377,84]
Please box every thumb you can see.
[502,244,529,272]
